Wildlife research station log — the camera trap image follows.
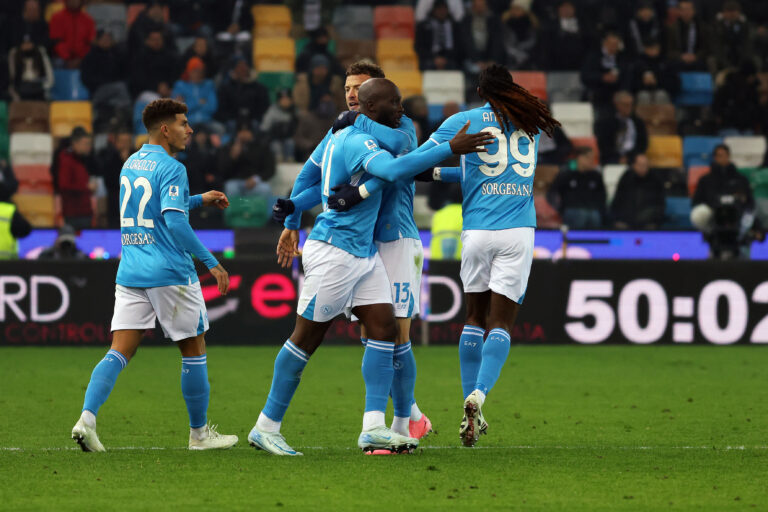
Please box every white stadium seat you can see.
[723,136,767,168]
[601,164,625,204]
[422,71,465,106]
[10,133,53,166]
[269,163,302,197]
[551,102,594,138]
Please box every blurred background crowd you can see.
[1,0,768,260]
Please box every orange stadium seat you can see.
[635,104,677,135]
[376,39,418,71]
[13,164,53,195]
[687,165,710,196]
[647,135,683,168]
[570,136,600,166]
[49,101,92,138]
[251,5,292,38]
[373,6,415,39]
[13,193,55,227]
[253,38,295,72]
[385,71,422,99]
[512,72,547,100]
[9,101,49,133]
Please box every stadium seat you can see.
[373,6,415,39]
[12,193,55,227]
[13,164,53,195]
[86,3,128,42]
[570,136,600,166]
[422,71,465,105]
[664,196,693,228]
[224,196,268,228]
[533,164,559,194]
[723,136,767,168]
[49,101,93,138]
[386,70,422,99]
[51,69,90,101]
[682,136,722,167]
[335,39,376,69]
[126,4,169,26]
[269,163,302,197]
[635,103,677,135]
[251,5,292,38]
[10,133,53,165]
[333,6,374,40]
[551,102,593,137]
[0,101,7,126]
[253,38,295,72]
[546,72,583,102]
[45,1,64,22]
[511,71,547,100]
[748,168,768,199]
[687,165,710,196]
[677,72,714,106]
[647,135,683,167]
[258,72,296,102]
[602,164,625,203]
[376,39,419,71]
[9,101,49,133]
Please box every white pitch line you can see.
[3,445,767,452]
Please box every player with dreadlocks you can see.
[327,63,560,447]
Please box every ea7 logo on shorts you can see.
[364,139,379,151]
[169,185,179,197]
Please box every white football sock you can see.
[391,416,409,436]
[256,412,281,433]
[410,402,423,422]
[362,411,385,431]
[474,389,487,407]
[80,410,96,428]
[190,425,207,441]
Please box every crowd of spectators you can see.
[0,0,767,242]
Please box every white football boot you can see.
[188,423,239,450]
[71,418,106,452]
[459,390,488,447]
[357,425,418,454]
[248,425,303,456]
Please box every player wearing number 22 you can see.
[71,99,238,452]
[330,64,561,447]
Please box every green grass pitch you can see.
[1,345,766,511]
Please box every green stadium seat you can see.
[258,72,296,102]
[224,196,268,228]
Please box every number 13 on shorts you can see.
[393,282,411,304]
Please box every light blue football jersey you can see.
[373,116,420,243]
[427,103,539,230]
[115,144,198,287]
[308,127,391,258]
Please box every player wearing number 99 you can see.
[71,99,238,452]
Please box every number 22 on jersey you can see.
[477,128,536,178]
[120,176,155,228]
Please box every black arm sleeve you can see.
[10,210,32,239]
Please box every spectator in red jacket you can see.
[49,0,96,68]
[57,127,94,230]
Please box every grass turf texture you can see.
[0,346,766,511]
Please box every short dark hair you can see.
[346,60,385,79]
[713,143,731,155]
[70,126,90,141]
[142,98,188,132]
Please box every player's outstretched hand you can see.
[327,184,363,211]
[210,264,230,295]
[276,228,301,268]
[449,121,495,155]
[272,198,295,224]
[332,110,360,133]
[202,190,229,209]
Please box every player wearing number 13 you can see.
[421,65,561,446]
[71,99,238,452]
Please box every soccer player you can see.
[328,65,560,447]
[273,61,434,441]
[71,99,239,452]
[247,78,493,456]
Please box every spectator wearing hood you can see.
[610,153,665,229]
[261,88,298,162]
[8,34,53,101]
[172,57,217,126]
[49,0,96,68]
[295,27,343,76]
[415,0,463,70]
[293,54,345,112]
[38,225,87,260]
[215,56,270,132]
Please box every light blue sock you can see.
[475,328,511,395]
[459,325,485,399]
[391,342,416,419]
[262,340,309,422]
[181,354,210,428]
[82,349,127,415]
[361,339,395,413]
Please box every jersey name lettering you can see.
[481,182,533,196]
[121,232,156,246]
[123,159,158,172]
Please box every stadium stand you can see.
[602,164,626,204]
[9,102,50,133]
[682,136,723,167]
[86,3,128,43]
[51,69,90,101]
[647,135,684,168]
[725,136,767,169]
[10,133,53,166]
[376,38,419,71]
[422,71,465,105]
[546,72,583,103]
[251,5,292,38]
[253,38,295,72]
[50,101,92,138]
[551,102,594,137]
[332,6,375,40]
[373,6,416,40]
[687,165,711,196]
[511,72,547,101]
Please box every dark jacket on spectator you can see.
[81,44,126,94]
[610,168,666,228]
[626,15,664,58]
[218,138,275,183]
[537,125,573,165]
[215,78,270,126]
[129,46,179,96]
[580,48,631,106]
[665,18,712,71]
[712,68,761,132]
[49,7,96,60]
[549,169,607,217]
[93,144,124,227]
[185,137,221,193]
[459,9,506,68]
[415,17,463,70]
[629,51,680,98]
[57,149,93,218]
[8,44,53,101]
[127,12,176,56]
[595,114,648,165]
[9,16,48,49]
[710,12,755,72]
[538,15,586,71]
[693,163,754,211]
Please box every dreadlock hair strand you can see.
[478,64,560,140]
